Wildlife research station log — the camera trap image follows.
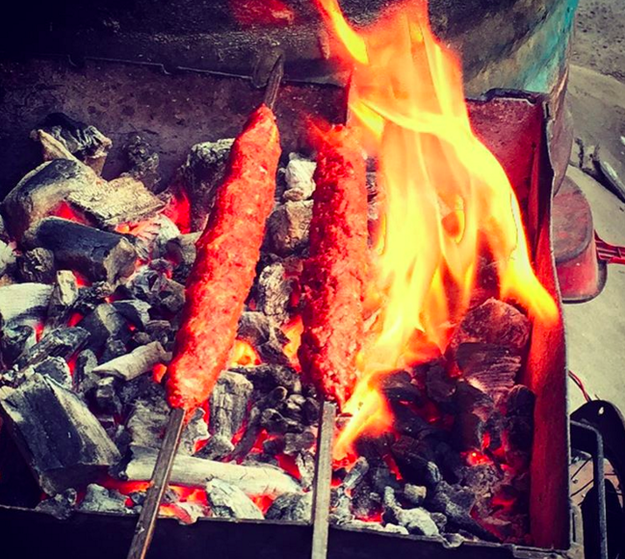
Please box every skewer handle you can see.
[126,406,185,559]
[263,55,284,111]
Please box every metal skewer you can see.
[311,401,337,559]
[125,56,284,559]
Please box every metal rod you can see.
[311,401,336,559]
[126,406,185,559]
[263,55,284,111]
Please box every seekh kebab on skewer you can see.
[165,104,281,414]
[299,125,368,408]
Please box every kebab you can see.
[126,59,283,559]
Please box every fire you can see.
[230,339,261,367]
[282,316,304,368]
[313,0,558,456]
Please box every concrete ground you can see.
[564,1,625,413]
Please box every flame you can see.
[282,316,304,368]
[162,188,191,234]
[313,0,558,457]
[230,339,261,367]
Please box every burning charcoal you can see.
[16,248,56,284]
[0,283,53,323]
[132,331,152,347]
[237,312,290,366]
[431,512,448,532]
[256,262,292,324]
[391,436,442,488]
[0,239,16,277]
[78,304,129,351]
[403,484,427,506]
[0,374,121,494]
[177,138,234,231]
[455,380,493,418]
[44,271,79,332]
[295,451,315,490]
[165,233,199,283]
[261,408,304,435]
[24,218,137,285]
[302,397,320,426]
[380,370,424,404]
[101,338,128,362]
[69,175,165,230]
[75,349,99,396]
[266,492,312,522]
[283,154,316,202]
[73,282,115,315]
[78,484,129,514]
[34,113,112,173]
[29,357,72,389]
[504,385,535,455]
[283,430,315,455]
[347,520,409,535]
[344,457,370,490]
[352,481,382,519]
[146,216,181,259]
[237,363,301,394]
[200,435,234,461]
[209,371,253,440]
[92,342,170,381]
[153,278,185,315]
[424,361,456,404]
[123,133,160,191]
[282,393,307,421]
[206,479,263,520]
[331,486,354,525]
[111,300,151,329]
[35,489,77,520]
[0,325,36,368]
[124,446,301,496]
[0,159,95,239]
[180,408,210,455]
[267,201,313,256]
[382,487,440,537]
[15,326,88,371]
[92,376,122,416]
[125,394,169,449]
[145,319,174,349]
[449,298,530,356]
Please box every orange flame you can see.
[282,316,304,369]
[313,0,558,457]
[230,339,261,367]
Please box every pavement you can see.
[564,3,625,414]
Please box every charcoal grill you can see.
[0,57,573,559]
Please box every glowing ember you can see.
[229,0,296,27]
[230,339,261,367]
[282,316,304,369]
[313,0,558,456]
[162,188,192,234]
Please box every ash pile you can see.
[0,113,535,544]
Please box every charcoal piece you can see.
[44,271,79,332]
[261,408,304,435]
[206,479,263,520]
[16,326,89,371]
[0,159,96,239]
[78,484,128,514]
[17,248,56,283]
[449,298,530,356]
[165,233,199,282]
[0,239,16,277]
[504,385,535,453]
[282,393,306,421]
[237,312,290,366]
[347,521,409,535]
[75,349,99,397]
[125,395,169,450]
[0,214,8,242]
[109,300,151,329]
[92,342,170,381]
[100,338,128,363]
[200,435,235,461]
[431,512,448,532]
[453,411,484,451]
[433,441,466,482]
[92,376,122,416]
[78,304,129,351]
[505,384,535,418]
[132,331,152,346]
[35,113,112,172]
[0,374,121,494]
[368,461,402,495]
[29,356,72,389]
[73,282,115,315]
[295,450,315,491]
[266,492,312,522]
[125,446,301,495]
[145,320,174,348]
[455,380,494,420]
[35,489,77,520]
[424,362,457,403]
[302,397,320,426]
[152,278,185,315]
[403,484,427,506]
[380,370,423,405]
[1,325,35,367]
[267,201,313,256]
[24,218,137,285]
[123,133,160,190]
[455,342,522,399]
[344,457,370,490]
[0,283,53,323]
[178,138,234,231]
[180,408,210,455]
[391,436,442,488]
[256,262,292,324]
[209,371,253,440]
[283,154,316,201]
[461,464,504,503]
[237,363,301,394]
[283,430,315,455]
[382,487,440,537]
[351,482,382,519]
[330,487,353,525]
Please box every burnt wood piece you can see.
[256,262,292,324]
[237,311,291,366]
[0,325,36,368]
[206,479,263,520]
[44,271,79,333]
[15,326,89,371]
[78,304,130,350]
[24,218,137,285]
[0,159,96,240]
[92,342,170,381]
[267,200,313,256]
[34,112,112,174]
[266,492,313,522]
[67,175,165,229]
[0,282,53,323]
[27,356,72,389]
[0,374,121,494]
[123,133,160,191]
[165,233,199,283]
[123,446,301,496]
[382,487,440,537]
[111,300,151,329]
[16,248,56,283]
[177,138,234,231]
[209,370,253,441]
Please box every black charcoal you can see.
[35,489,78,520]
[123,133,160,190]
[266,492,312,522]
[45,271,79,332]
[256,262,292,324]
[267,201,313,256]
[206,479,263,520]
[17,248,56,284]
[209,371,253,440]
[16,327,88,371]
[78,304,129,351]
[29,357,72,389]
[237,312,290,366]
[78,484,128,514]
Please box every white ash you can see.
[78,484,130,514]
[206,479,263,520]
[283,154,316,202]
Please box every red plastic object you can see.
[595,233,625,265]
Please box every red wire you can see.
[568,370,592,403]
